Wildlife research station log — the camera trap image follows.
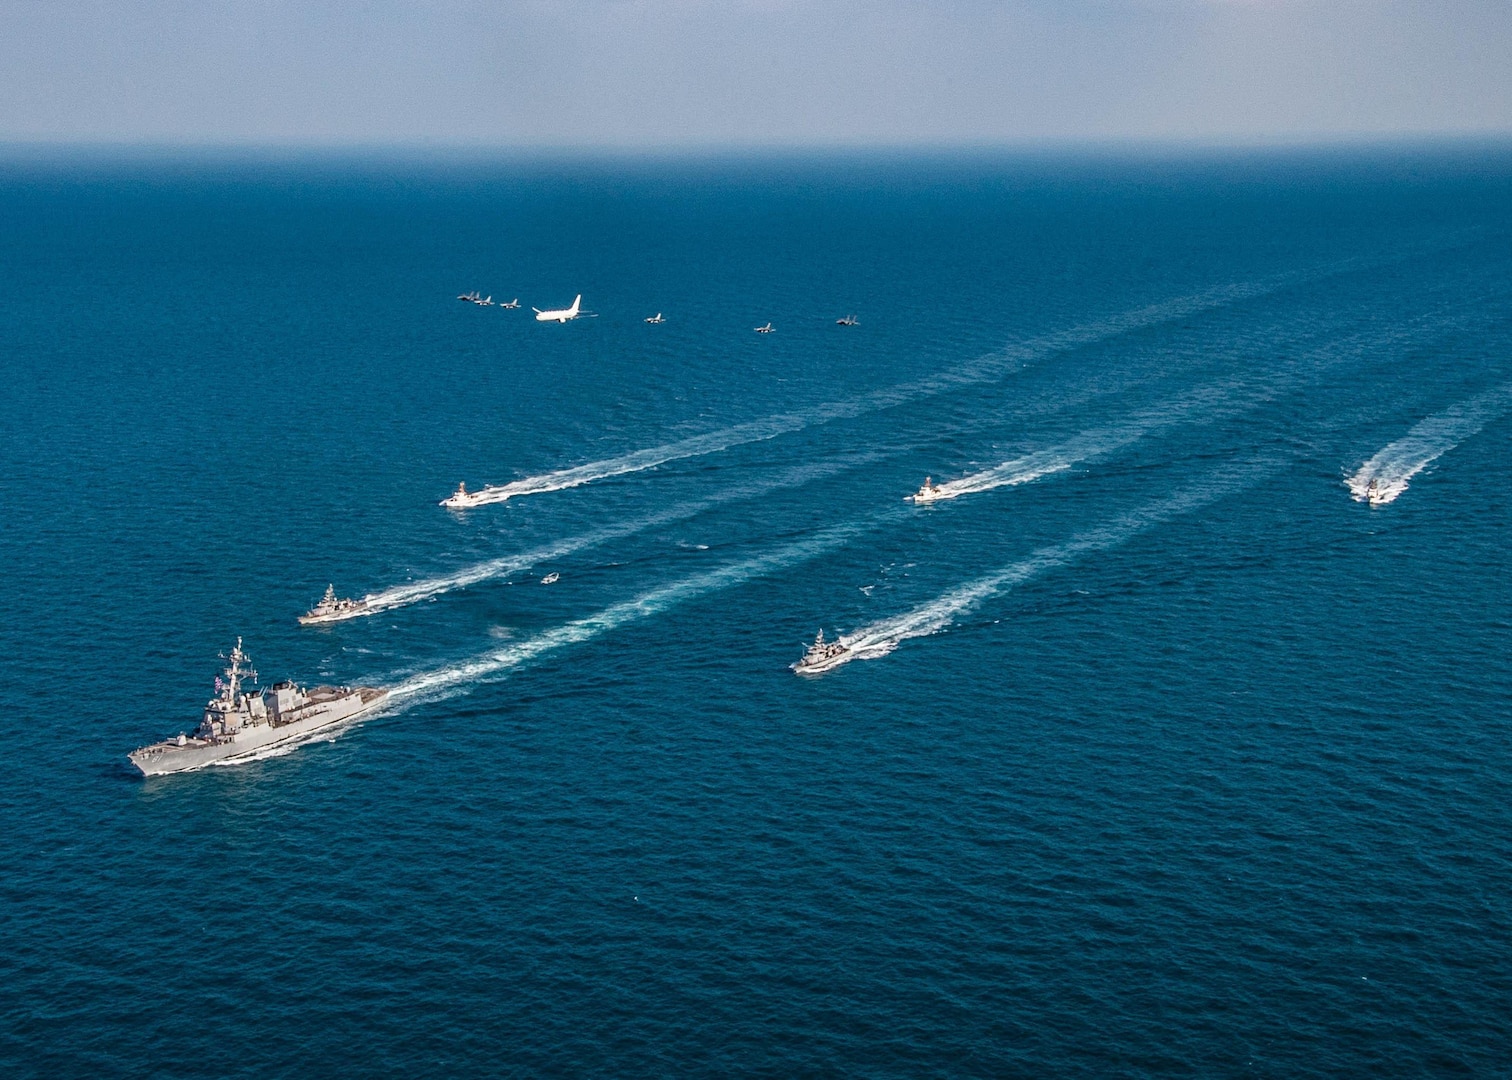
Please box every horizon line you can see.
[3,131,1512,159]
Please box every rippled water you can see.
[2,148,1510,1077]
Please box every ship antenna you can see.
[222,637,257,702]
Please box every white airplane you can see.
[534,295,584,323]
[645,312,665,324]
[500,298,520,309]
[754,322,775,333]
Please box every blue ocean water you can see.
[2,146,1511,1077]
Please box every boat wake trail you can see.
[388,514,896,705]
[457,277,1293,505]
[1346,382,1512,506]
[351,457,878,619]
[932,297,1502,508]
[822,459,1276,671]
[923,378,1252,502]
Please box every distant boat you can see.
[907,476,947,504]
[645,312,665,324]
[1364,478,1394,507]
[754,322,775,333]
[792,628,850,675]
[298,584,369,625]
[440,481,483,509]
[836,314,859,326]
[541,572,560,585]
[500,298,520,309]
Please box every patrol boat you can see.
[908,476,947,503]
[1363,477,1396,507]
[441,481,485,508]
[299,584,369,625]
[128,639,388,776]
[792,628,851,675]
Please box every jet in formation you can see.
[535,295,586,323]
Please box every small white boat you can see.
[754,322,775,333]
[541,572,560,585]
[440,481,482,509]
[907,476,947,504]
[1363,478,1395,507]
[645,312,665,324]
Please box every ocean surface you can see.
[2,146,1510,1077]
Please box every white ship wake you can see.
[387,516,888,705]
[330,457,877,621]
[1346,381,1512,506]
[448,275,1298,506]
[808,459,1275,673]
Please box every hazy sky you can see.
[3,1,1510,145]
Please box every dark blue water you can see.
[3,147,1511,1077]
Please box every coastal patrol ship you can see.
[792,628,851,675]
[299,584,369,624]
[441,481,488,508]
[907,476,947,504]
[128,639,388,776]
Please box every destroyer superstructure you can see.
[128,639,388,776]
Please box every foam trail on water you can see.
[923,377,1254,502]
[389,514,896,705]
[350,456,879,618]
[931,297,1504,507]
[1346,381,1512,505]
[824,459,1275,671]
[456,277,1292,505]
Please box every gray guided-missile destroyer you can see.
[128,639,388,776]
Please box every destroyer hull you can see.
[130,689,388,776]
